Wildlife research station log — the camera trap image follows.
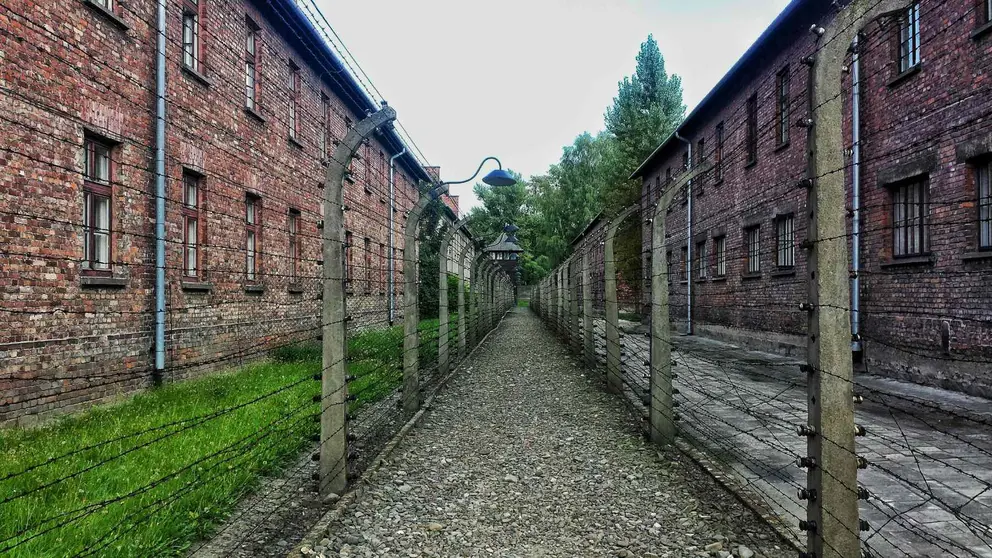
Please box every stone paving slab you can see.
[300,308,795,558]
[593,323,992,558]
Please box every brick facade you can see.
[0,0,432,425]
[635,0,992,396]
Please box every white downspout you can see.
[388,148,407,325]
[675,131,692,335]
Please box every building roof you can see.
[262,0,433,183]
[630,0,825,179]
[570,213,606,247]
[485,232,524,254]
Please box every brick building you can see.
[633,0,992,396]
[0,0,440,425]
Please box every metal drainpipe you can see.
[388,148,407,325]
[675,131,692,335]
[153,0,167,382]
[851,35,862,354]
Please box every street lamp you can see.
[443,156,517,188]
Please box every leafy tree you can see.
[603,34,685,211]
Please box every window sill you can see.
[741,272,762,281]
[181,64,211,87]
[774,140,790,153]
[245,284,265,294]
[344,174,356,184]
[181,280,213,292]
[710,275,727,282]
[694,278,708,284]
[244,106,266,123]
[288,283,304,294]
[972,20,992,41]
[771,268,796,278]
[288,135,304,150]
[83,0,129,30]
[961,251,992,262]
[679,280,688,285]
[744,159,757,170]
[364,186,374,196]
[879,255,932,268]
[713,178,724,187]
[888,64,921,89]
[81,275,128,288]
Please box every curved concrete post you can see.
[321,106,397,495]
[470,251,486,346]
[581,248,594,364]
[439,218,469,377]
[457,241,473,361]
[402,183,449,414]
[649,160,713,446]
[804,4,901,557]
[605,204,639,394]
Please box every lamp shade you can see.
[482,168,517,187]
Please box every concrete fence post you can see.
[320,106,396,496]
[439,219,468,378]
[605,205,638,394]
[582,249,593,364]
[569,259,581,352]
[649,161,712,445]
[802,3,898,556]
[457,243,472,361]
[402,184,451,414]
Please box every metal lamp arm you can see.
[442,156,503,187]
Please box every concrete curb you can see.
[286,310,512,558]
[673,437,803,554]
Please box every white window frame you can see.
[899,3,921,73]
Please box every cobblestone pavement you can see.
[599,324,992,558]
[302,308,794,558]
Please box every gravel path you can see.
[302,307,793,558]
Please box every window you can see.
[288,62,300,139]
[182,172,201,277]
[980,161,991,250]
[892,179,928,257]
[682,151,689,171]
[899,3,921,74]
[746,94,758,165]
[984,0,992,25]
[776,214,795,268]
[653,176,660,205]
[345,231,353,286]
[681,246,688,282]
[379,242,386,294]
[695,241,706,279]
[714,236,726,277]
[319,94,329,159]
[83,136,113,272]
[245,19,260,111]
[697,139,705,166]
[288,209,300,282]
[745,226,761,274]
[92,0,113,10]
[182,0,200,71]
[776,67,790,146]
[363,143,371,188]
[715,122,724,181]
[364,237,372,294]
[245,195,261,281]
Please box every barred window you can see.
[715,122,724,181]
[714,236,726,277]
[978,161,991,249]
[319,94,330,159]
[182,172,201,277]
[745,226,760,274]
[83,136,113,273]
[746,94,758,166]
[695,241,706,279]
[288,62,300,139]
[288,209,300,282]
[892,179,928,257]
[899,3,921,73]
[776,67,790,146]
[776,214,795,268]
[182,1,201,71]
[245,19,260,110]
[245,194,261,280]
[985,0,992,25]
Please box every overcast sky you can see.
[319,0,792,211]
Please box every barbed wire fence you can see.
[0,98,513,556]
[533,1,992,556]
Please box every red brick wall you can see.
[638,0,992,395]
[0,0,424,425]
